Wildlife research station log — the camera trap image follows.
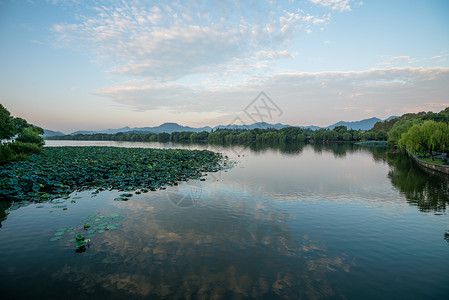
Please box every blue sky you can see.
[1,0,448,133]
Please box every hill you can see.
[326,117,383,131]
[46,116,397,137]
[43,129,65,137]
[70,123,212,135]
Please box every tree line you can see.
[47,127,310,143]
[47,106,449,162]
[43,120,413,145]
[47,125,392,144]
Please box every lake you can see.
[1,140,448,299]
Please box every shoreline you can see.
[409,152,449,175]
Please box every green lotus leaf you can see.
[75,240,87,248]
[120,193,133,197]
[49,236,62,242]
[75,234,84,241]
[0,146,224,202]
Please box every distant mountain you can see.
[42,129,65,137]
[213,122,290,130]
[326,117,383,131]
[384,116,399,122]
[69,122,212,135]
[299,125,322,131]
[214,122,323,131]
[51,116,397,137]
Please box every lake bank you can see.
[409,152,449,175]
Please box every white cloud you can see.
[378,55,417,67]
[425,53,449,63]
[95,67,449,126]
[309,0,352,12]
[51,1,331,81]
[47,0,448,127]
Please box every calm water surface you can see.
[1,141,448,299]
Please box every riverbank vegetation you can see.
[46,107,448,149]
[1,104,44,164]
[383,108,449,163]
[47,124,385,144]
[398,120,449,162]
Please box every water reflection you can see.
[1,142,448,230]
[309,143,449,214]
[311,142,357,158]
[2,141,449,299]
[386,152,449,213]
[48,192,351,299]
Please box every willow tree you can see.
[399,120,449,161]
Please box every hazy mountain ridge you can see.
[43,129,65,137]
[69,123,212,136]
[327,117,382,131]
[44,117,397,137]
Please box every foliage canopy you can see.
[399,120,449,160]
[0,104,44,164]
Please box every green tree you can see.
[0,104,17,140]
[157,132,170,142]
[399,120,449,161]
[0,104,45,163]
[388,118,420,146]
[190,131,209,142]
[16,126,44,145]
[342,132,352,141]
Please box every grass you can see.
[419,157,448,165]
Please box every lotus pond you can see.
[0,146,225,202]
[1,141,449,299]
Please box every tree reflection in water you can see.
[385,151,449,213]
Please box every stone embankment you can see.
[409,152,449,175]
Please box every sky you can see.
[1,0,448,133]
